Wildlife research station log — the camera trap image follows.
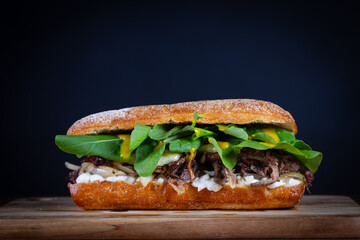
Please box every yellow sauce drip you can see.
[218,125,228,130]
[188,147,196,159]
[262,128,280,142]
[218,141,230,149]
[192,117,196,125]
[259,142,275,147]
[208,138,230,150]
[194,128,200,137]
[118,134,131,161]
[154,141,164,151]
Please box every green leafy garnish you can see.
[148,125,183,141]
[293,140,312,150]
[55,111,323,176]
[192,111,204,127]
[134,139,167,177]
[55,135,122,161]
[217,124,248,140]
[275,128,296,144]
[208,137,238,169]
[232,140,271,151]
[168,137,201,153]
[130,124,151,152]
[192,127,215,139]
[165,125,194,141]
[247,128,277,144]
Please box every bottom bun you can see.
[69,181,305,210]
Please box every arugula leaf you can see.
[217,124,248,140]
[208,137,237,169]
[55,135,122,161]
[293,140,312,150]
[192,111,204,127]
[134,139,167,177]
[232,140,271,151]
[148,125,183,141]
[168,138,201,153]
[151,112,212,141]
[298,150,323,173]
[164,125,195,142]
[275,128,296,144]
[247,129,277,144]
[274,128,313,150]
[193,127,215,139]
[130,124,151,152]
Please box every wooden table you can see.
[0,195,359,239]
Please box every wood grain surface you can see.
[0,195,359,239]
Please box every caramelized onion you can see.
[79,162,95,175]
[64,161,80,171]
[279,172,305,181]
[91,166,126,178]
[113,163,136,174]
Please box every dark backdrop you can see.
[2,1,359,198]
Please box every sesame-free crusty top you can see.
[67,99,297,135]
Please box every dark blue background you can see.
[2,1,359,197]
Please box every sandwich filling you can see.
[56,112,322,193]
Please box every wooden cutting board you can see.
[0,195,359,239]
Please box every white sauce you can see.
[267,180,285,189]
[157,177,165,184]
[89,174,104,182]
[287,178,303,186]
[75,168,303,192]
[239,175,259,185]
[267,178,303,189]
[192,174,222,192]
[76,172,90,183]
[76,173,135,184]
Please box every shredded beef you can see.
[186,151,197,180]
[206,152,223,178]
[67,169,79,184]
[81,156,106,166]
[154,166,167,174]
[163,152,200,181]
[166,157,186,179]
[305,171,315,187]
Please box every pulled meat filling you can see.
[68,148,314,187]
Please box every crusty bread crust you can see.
[69,181,305,210]
[67,99,297,135]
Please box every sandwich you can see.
[55,99,322,209]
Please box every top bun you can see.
[67,99,297,135]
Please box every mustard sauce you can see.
[208,138,230,150]
[218,125,228,130]
[259,142,275,147]
[154,141,165,151]
[194,128,200,137]
[262,128,280,142]
[188,147,196,159]
[118,134,131,160]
